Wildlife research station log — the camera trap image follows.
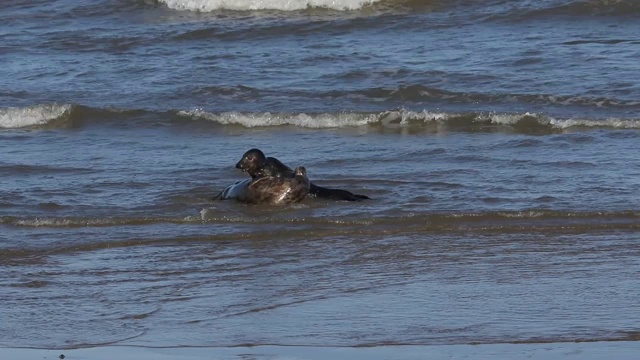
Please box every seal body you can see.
[214,167,310,205]
[235,149,369,201]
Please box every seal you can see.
[213,166,310,205]
[235,148,369,201]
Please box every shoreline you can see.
[3,341,639,360]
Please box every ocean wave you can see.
[3,103,640,133]
[157,0,640,15]
[3,209,640,230]
[158,0,380,11]
[180,108,640,132]
[551,117,640,130]
[178,109,380,128]
[0,104,73,129]
[0,104,161,129]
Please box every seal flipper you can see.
[212,190,224,201]
[309,182,370,201]
[264,157,369,201]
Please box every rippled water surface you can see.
[1,0,640,351]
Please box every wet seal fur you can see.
[214,166,310,205]
[235,148,369,201]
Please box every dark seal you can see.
[235,148,369,201]
[214,166,310,205]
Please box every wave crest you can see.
[179,108,640,133]
[0,104,73,129]
[179,109,380,128]
[3,104,640,133]
[158,0,379,11]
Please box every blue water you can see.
[1,0,640,352]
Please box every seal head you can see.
[236,148,293,180]
[235,148,270,178]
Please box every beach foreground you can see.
[3,342,639,360]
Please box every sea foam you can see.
[159,0,378,11]
[179,109,380,128]
[179,108,640,131]
[0,104,72,129]
[550,118,640,129]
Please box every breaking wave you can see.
[0,104,73,129]
[179,109,380,128]
[158,0,380,11]
[181,108,640,132]
[3,104,640,133]
[157,0,640,16]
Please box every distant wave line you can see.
[3,103,640,133]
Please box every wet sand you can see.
[3,342,639,360]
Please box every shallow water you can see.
[2,0,640,351]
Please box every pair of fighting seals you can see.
[214,148,369,205]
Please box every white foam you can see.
[159,0,378,11]
[0,104,72,129]
[551,117,640,129]
[179,108,640,130]
[479,113,640,130]
[378,109,451,125]
[378,110,546,127]
[180,109,379,128]
[499,211,545,218]
[481,112,545,125]
[15,218,77,227]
